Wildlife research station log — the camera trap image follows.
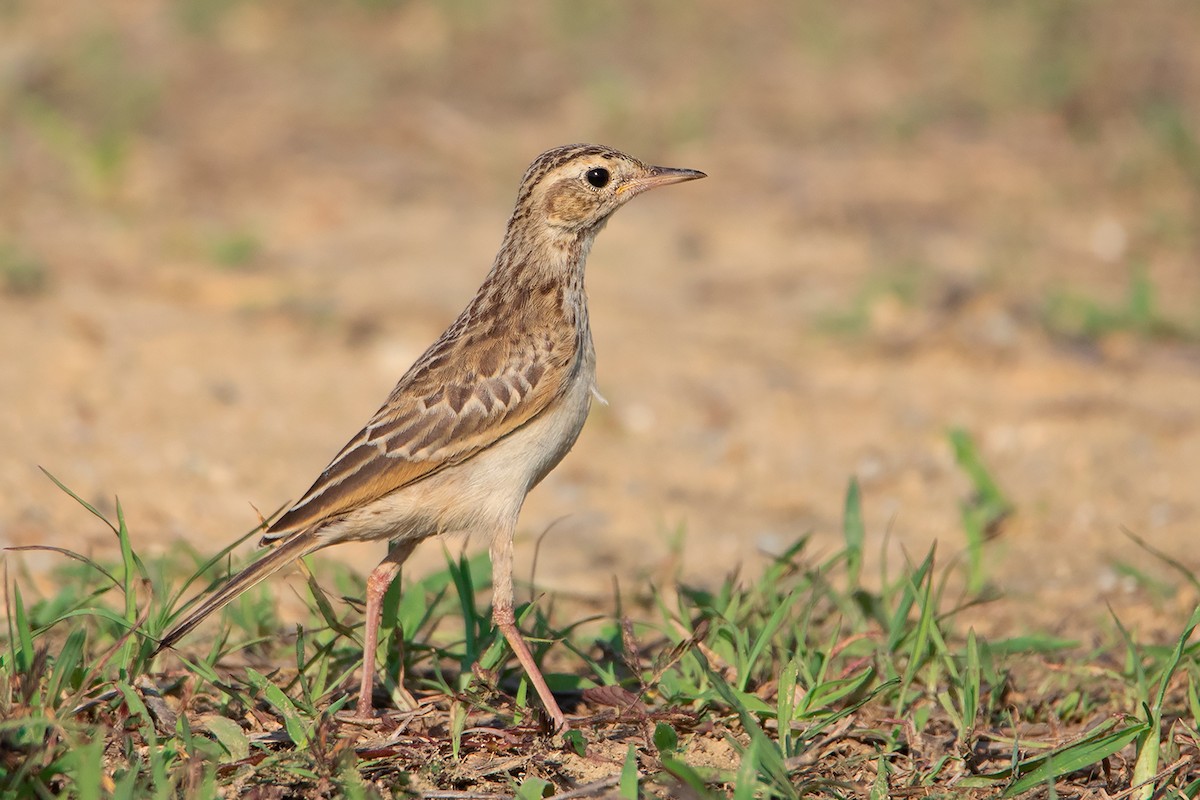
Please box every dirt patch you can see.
[3,2,1200,640]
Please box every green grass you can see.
[207,228,263,271]
[3,471,1199,797]
[949,428,1013,595]
[812,267,924,338]
[9,26,160,199]
[0,244,49,297]
[1042,267,1198,343]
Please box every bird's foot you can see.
[334,700,387,727]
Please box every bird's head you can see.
[514,144,705,237]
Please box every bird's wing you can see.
[263,315,577,539]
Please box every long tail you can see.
[153,531,322,655]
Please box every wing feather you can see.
[263,309,575,540]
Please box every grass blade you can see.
[843,478,865,588]
[39,467,119,535]
[619,743,639,799]
[204,716,250,761]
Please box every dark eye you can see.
[585,167,610,188]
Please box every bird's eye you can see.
[585,167,610,188]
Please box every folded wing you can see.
[263,322,575,540]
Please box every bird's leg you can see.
[489,534,568,732]
[356,539,418,719]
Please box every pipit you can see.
[154,144,705,731]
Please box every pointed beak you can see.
[618,165,707,197]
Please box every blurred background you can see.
[3,1,1199,629]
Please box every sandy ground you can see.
[3,2,1200,635]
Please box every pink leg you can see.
[356,539,418,718]
[490,534,567,732]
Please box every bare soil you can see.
[4,2,1200,639]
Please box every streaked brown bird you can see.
[154,144,705,730]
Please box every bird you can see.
[153,143,705,731]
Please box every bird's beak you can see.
[618,165,707,197]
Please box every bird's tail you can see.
[153,531,322,655]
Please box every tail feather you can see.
[154,532,321,655]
